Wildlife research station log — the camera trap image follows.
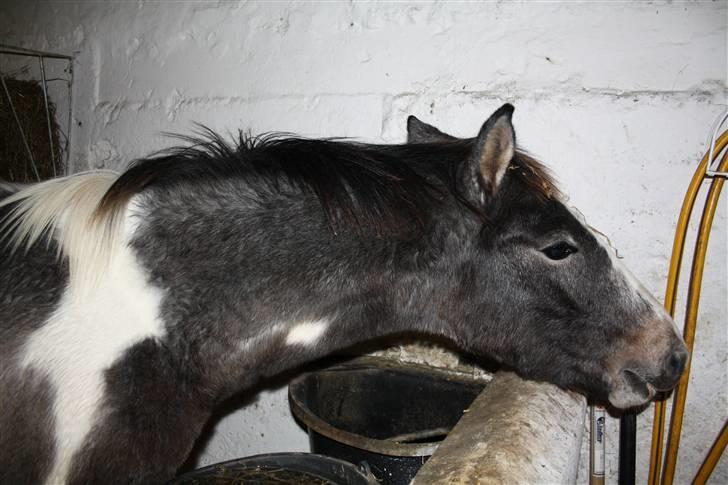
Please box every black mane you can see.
[98,128,558,236]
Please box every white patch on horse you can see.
[19,201,166,485]
[285,320,329,346]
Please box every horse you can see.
[0,104,687,484]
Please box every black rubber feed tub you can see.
[289,358,486,485]
[169,452,377,484]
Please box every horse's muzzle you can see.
[609,336,688,409]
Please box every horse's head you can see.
[411,105,687,409]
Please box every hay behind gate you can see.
[0,77,64,182]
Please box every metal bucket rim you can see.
[288,357,484,457]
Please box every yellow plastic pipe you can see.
[693,420,728,485]
[648,130,728,485]
[661,148,728,485]
[648,144,710,485]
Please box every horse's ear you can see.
[406,116,456,143]
[460,104,516,204]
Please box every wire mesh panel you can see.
[0,44,73,182]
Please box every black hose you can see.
[619,413,637,485]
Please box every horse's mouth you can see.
[608,369,658,409]
[622,369,657,397]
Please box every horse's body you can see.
[0,105,687,484]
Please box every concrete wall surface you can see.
[2,2,726,483]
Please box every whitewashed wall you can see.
[2,2,726,483]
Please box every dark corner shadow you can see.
[178,331,502,474]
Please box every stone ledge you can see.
[412,371,586,485]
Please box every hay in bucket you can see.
[0,77,64,182]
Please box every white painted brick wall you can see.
[2,2,726,483]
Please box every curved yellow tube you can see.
[693,421,728,485]
[648,130,728,485]
[661,148,728,484]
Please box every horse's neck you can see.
[130,191,441,398]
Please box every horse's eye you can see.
[542,242,578,260]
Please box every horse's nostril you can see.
[667,347,688,379]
